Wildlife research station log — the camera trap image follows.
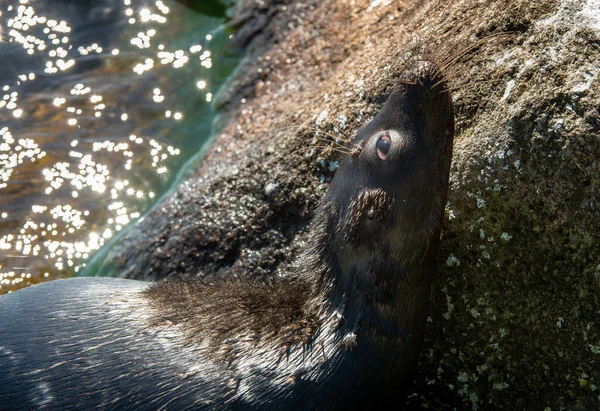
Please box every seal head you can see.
[294,65,454,407]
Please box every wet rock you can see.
[100,0,600,408]
[263,181,279,196]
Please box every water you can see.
[0,0,239,293]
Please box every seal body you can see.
[0,64,454,409]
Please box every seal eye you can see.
[376,133,391,160]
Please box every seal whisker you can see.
[439,78,504,94]
[432,32,515,82]
[316,129,354,145]
[331,126,352,141]
[288,143,354,157]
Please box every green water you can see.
[0,0,240,293]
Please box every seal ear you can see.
[344,188,393,248]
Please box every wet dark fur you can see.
[145,278,321,355]
[0,63,454,409]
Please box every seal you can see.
[0,62,454,409]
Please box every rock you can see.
[97,0,600,408]
[263,181,279,196]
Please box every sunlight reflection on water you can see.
[0,0,237,292]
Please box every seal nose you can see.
[399,65,454,149]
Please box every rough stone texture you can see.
[97,0,600,408]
